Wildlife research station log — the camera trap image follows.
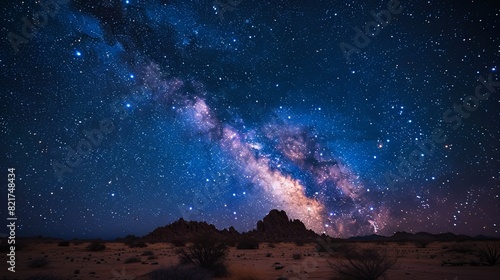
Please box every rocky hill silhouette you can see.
[143,209,319,242]
[143,218,239,242]
[141,209,496,243]
[246,209,319,242]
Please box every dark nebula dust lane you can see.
[0,0,499,239]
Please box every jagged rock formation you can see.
[143,218,239,242]
[142,209,320,242]
[245,209,319,242]
[139,210,492,243]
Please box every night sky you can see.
[1,0,499,240]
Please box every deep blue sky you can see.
[1,0,499,239]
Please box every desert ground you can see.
[3,240,500,280]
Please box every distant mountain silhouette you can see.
[348,231,495,242]
[143,218,239,242]
[142,209,319,242]
[138,209,498,243]
[245,209,318,242]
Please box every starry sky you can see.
[1,0,499,239]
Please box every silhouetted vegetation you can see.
[177,236,229,277]
[328,248,398,280]
[476,242,500,266]
[292,253,302,260]
[142,250,154,256]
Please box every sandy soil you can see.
[3,240,500,279]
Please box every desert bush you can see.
[149,265,212,280]
[86,241,106,251]
[476,242,500,266]
[328,248,398,280]
[236,237,259,250]
[268,242,276,248]
[292,253,302,260]
[124,257,141,264]
[57,241,70,247]
[142,250,154,256]
[28,257,50,268]
[177,236,229,277]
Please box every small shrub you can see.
[57,241,70,247]
[149,265,212,280]
[268,243,276,248]
[476,242,500,266]
[328,248,398,280]
[28,257,50,268]
[265,253,272,257]
[86,242,106,251]
[148,255,158,260]
[236,237,259,250]
[141,250,154,256]
[124,257,141,264]
[177,236,229,277]
[292,253,302,260]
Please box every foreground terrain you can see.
[3,239,500,280]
